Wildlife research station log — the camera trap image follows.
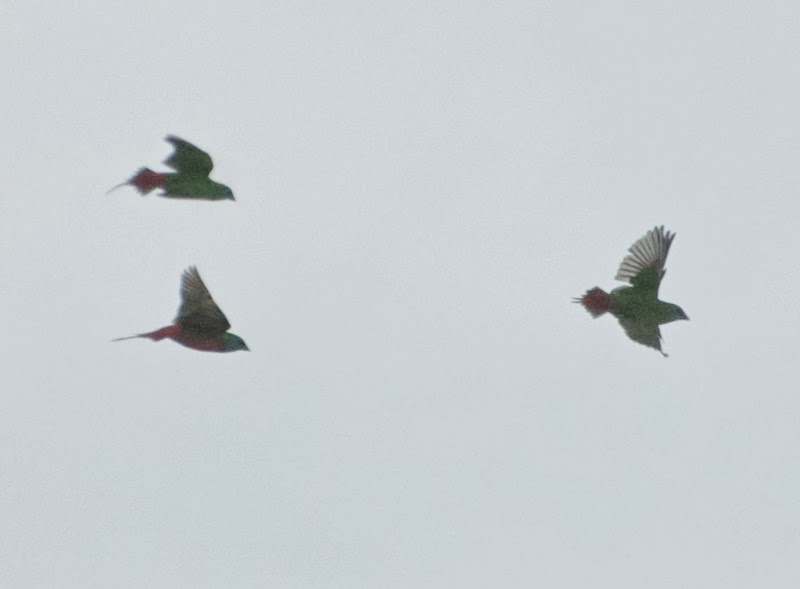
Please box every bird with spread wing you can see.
[574,226,688,356]
[108,135,235,200]
[114,267,249,353]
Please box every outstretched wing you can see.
[614,225,675,296]
[164,136,214,177]
[618,319,666,356]
[175,267,231,334]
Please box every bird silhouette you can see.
[114,267,249,353]
[108,136,234,200]
[575,226,688,356]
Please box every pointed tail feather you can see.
[112,325,179,343]
[573,287,610,318]
[106,182,129,195]
[111,334,144,342]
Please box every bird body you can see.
[575,226,688,356]
[162,174,233,200]
[114,267,249,353]
[608,286,686,325]
[109,136,234,201]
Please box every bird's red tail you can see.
[573,287,610,318]
[112,324,179,343]
[128,168,165,194]
[107,167,166,195]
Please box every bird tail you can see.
[112,325,179,343]
[107,168,165,195]
[111,334,143,342]
[573,287,610,318]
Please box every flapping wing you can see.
[175,267,231,333]
[618,319,666,356]
[164,136,214,177]
[614,225,675,295]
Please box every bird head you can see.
[223,333,250,352]
[209,181,235,201]
[670,305,689,322]
[220,184,235,201]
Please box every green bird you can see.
[109,135,235,200]
[574,226,688,356]
[113,267,249,353]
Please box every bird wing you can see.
[164,136,214,177]
[175,267,231,333]
[614,225,675,296]
[618,319,666,356]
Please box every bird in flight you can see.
[108,135,235,200]
[574,226,688,356]
[114,267,249,353]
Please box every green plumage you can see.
[161,136,234,200]
[162,175,233,200]
[222,333,249,352]
[575,226,688,356]
[110,135,235,200]
[610,285,686,325]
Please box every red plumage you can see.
[112,267,250,353]
[128,168,165,195]
[140,324,180,341]
[112,324,179,342]
[575,287,610,318]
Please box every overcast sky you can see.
[3,1,800,587]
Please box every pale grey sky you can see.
[2,1,800,587]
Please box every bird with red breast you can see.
[114,267,249,353]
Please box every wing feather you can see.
[175,267,231,333]
[618,319,667,356]
[614,225,675,295]
[164,136,214,177]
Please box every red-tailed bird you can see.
[574,226,688,356]
[114,267,249,353]
[108,135,234,200]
